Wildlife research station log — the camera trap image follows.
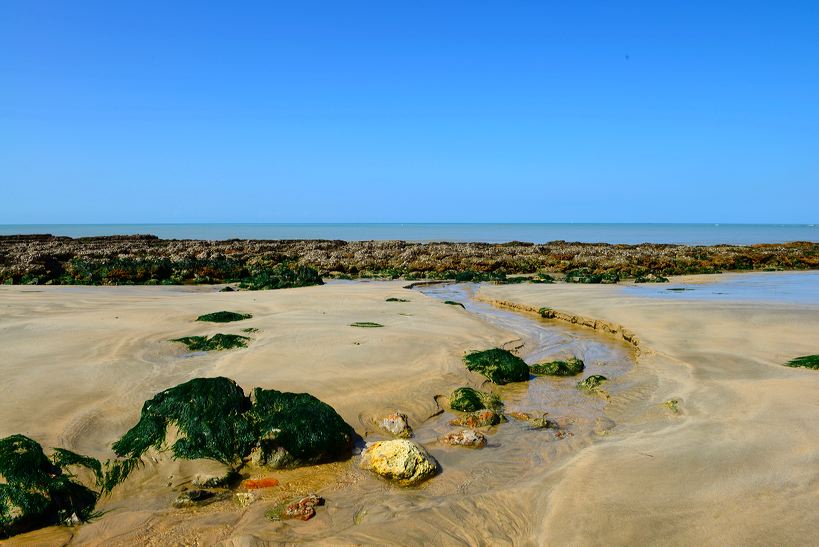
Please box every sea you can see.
[0,223,816,245]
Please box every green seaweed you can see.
[248,388,355,467]
[240,327,259,333]
[578,375,608,390]
[464,349,530,385]
[172,334,249,351]
[564,268,620,284]
[385,297,410,302]
[238,264,323,291]
[444,300,466,308]
[51,448,103,486]
[350,322,383,328]
[106,377,355,489]
[449,387,503,412]
[530,357,585,376]
[785,355,819,370]
[111,377,255,468]
[0,435,99,538]
[196,311,252,323]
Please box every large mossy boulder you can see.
[107,377,355,489]
[359,440,438,486]
[0,435,100,538]
[529,357,585,376]
[249,388,355,469]
[449,387,502,412]
[463,349,530,385]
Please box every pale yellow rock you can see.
[358,439,438,486]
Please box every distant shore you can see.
[1,234,817,286]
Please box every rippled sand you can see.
[2,273,817,545]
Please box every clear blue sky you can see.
[2,1,817,224]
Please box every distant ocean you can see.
[0,223,816,245]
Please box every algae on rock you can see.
[0,435,100,538]
[449,387,502,412]
[529,357,585,376]
[464,348,530,384]
[249,388,355,468]
[107,377,355,488]
[172,333,249,351]
[578,375,608,391]
[785,355,819,370]
[196,311,252,323]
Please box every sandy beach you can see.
[1,273,818,545]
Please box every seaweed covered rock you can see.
[359,440,438,486]
[785,355,819,370]
[379,413,413,438]
[196,311,252,323]
[449,387,502,412]
[0,435,99,538]
[440,429,486,448]
[172,334,249,351]
[529,357,585,376]
[249,388,355,469]
[449,409,502,428]
[107,378,355,488]
[111,377,255,470]
[463,349,530,384]
[564,268,619,284]
[578,375,608,391]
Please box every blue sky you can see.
[1,1,817,223]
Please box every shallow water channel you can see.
[294,282,638,543]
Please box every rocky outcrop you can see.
[2,235,816,285]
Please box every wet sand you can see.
[2,273,817,545]
[480,272,819,545]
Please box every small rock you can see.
[448,409,501,428]
[63,512,81,526]
[507,411,531,421]
[359,439,438,486]
[440,429,487,448]
[235,492,256,508]
[283,494,324,521]
[578,375,608,391]
[526,414,558,430]
[173,489,217,508]
[380,412,413,438]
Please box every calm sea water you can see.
[623,271,819,305]
[0,223,816,245]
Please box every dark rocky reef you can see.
[2,235,817,285]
